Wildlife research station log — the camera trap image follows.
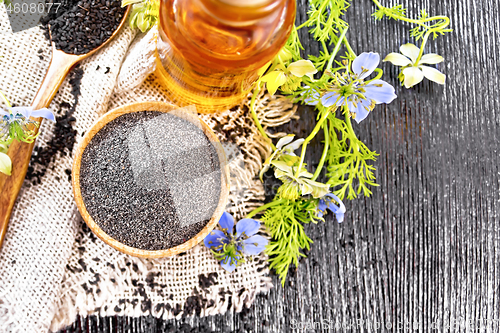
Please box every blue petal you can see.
[325,193,346,223]
[8,106,32,118]
[317,211,324,218]
[304,97,318,106]
[364,80,397,104]
[335,96,346,107]
[220,254,242,272]
[328,202,340,214]
[235,218,261,238]
[242,235,268,255]
[304,90,320,106]
[220,256,239,272]
[335,211,345,223]
[320,91,340,107]
[30,108,56,122]
[318,199,327,212]
[351,98,372,124]
[346,99,355,112]
[325,193,343,207]
[218,212,234,234]
[204,230,228,249]
[352,52,380,80]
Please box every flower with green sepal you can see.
[261,60,318,95]
[371,1,450,88]
[204,212,268,272]
[122,0,159,32]
[316,193,346,223]
[246,197,319,285]
[259,134,304,181]
[1,106,55,145]
[273,160,330,201]
[384,43,446,88]
[226,0,451,286]
[320,52,397,123]
[0,91,56,176]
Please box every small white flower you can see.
[384,43,446,88]
[261,60,317,95]
[272,161,330,200]
[259,134,304,181]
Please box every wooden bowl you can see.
[72,102,229,258]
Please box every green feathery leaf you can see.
[262,198,319,286]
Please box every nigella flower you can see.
[124,0,160,32]
[0,106,55,144]
[259,134,304,181]
[261,60,318,95]
[321,52,397,123]
[4,106,56,122]
[384,43,446,88]
[317,193,346,223]
[204,212,268,272]
[272,160,330,201]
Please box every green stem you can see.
[415,31,431,64]
[246,199,286,219]
[295,110,331,177]
[365,68,384,83]
[321,40,329,56]
[311,118,330,182]
[343,37,356,58]
[415,17,449,64]
[278,57,287,69]
[371,0,450,28]
[324,27,348,73]
[345,115,360,153]
[250,86,276,150]
[314,0,329,33]
[371,0,450,65]
[295,21,308,30]
[0,90,12,108]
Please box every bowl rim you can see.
[72,101,230,258]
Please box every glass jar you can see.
[155,0,296,113]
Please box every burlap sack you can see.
[0,8,297,332]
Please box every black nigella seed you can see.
[40,0,126,55]
[26,68,82,184]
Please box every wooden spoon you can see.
[0,6,130,249]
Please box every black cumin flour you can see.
[40,0,126,55]
[79,111,222,250]
[27,66,84,184]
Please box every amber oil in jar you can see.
[155,0,296,113]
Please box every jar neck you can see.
[197,0,283,26]
[218,0,274,6]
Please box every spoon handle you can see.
[0,51,78,249]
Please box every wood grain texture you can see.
[60,0,500,331]
[0,6,131,250]
[0,52,78,249]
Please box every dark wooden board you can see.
[59,0,500,331]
